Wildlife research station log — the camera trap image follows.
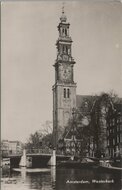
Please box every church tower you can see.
[52,8,77,146]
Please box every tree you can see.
[62,91,119,157]
[90,92,118,157]
[25,131,42,151]
[25,120,53,151]
[41,120,53,136]
[41,133,53,149]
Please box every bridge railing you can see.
[2,148,75,157]
[26,148,53,155]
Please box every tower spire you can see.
[60,2,67,23]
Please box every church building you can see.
[52,9,122,158]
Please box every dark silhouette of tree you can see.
[62,91,119,157]
[41,133,53,149]
[25,121,53,151]
[90,92,116,157]
[25,131,42,150]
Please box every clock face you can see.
[62,67,71,80]
[63,55,68,61]
[59,64,72,82]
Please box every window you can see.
[120,117,122,122]
[66,46,68,54]
[63,45,65,53]
[120,134,122,143]
[107,130,109,136]
[117,125,120,132]
[117,135,119,143]
[113,139,115,145]
[64,88,66,98]
[67,89,70,98]
[64,88,70,98]
[110,120,112,126]
[68,48,71,55]
[62,28,65,35]
[107,140,109,146]
[63,45,67,53]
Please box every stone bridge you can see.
[2,149,71,168]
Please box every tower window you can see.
[65,29,67,36]
[66,46,68,54]
[67,89,70,98]
[62,28,65,35]
[68,47,71,55]
[63,45,65,53]
[64,88,66,98]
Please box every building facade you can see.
[1,140,23,156]
[107,103,122,158]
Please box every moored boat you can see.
[57,157,95,168]
[2,158,10,169]
[1,158,10,176]
[1,177,17,184]
[13,168,51,173]
[99,160,122,172]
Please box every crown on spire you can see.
[60,2,67,23]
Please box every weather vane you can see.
[62,2,65,14]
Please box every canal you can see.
[1,167,121,190]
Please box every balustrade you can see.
[26,148,53,155]
[2,148,71,157]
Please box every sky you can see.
[1,0,122,142]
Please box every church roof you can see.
[76,94,122,108]
[76,95,96,108]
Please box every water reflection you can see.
[1,167,121,190]
[51,166,56,189]
[21,167,26,183]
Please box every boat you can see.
[99,160,122,172]
[1,177,17,184]
[1,158,10,177]
[2,158,10,169]
[1,159,17,185]
[12,168,51,173]
[57,157,95,168]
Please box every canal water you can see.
[1,167,121,190]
